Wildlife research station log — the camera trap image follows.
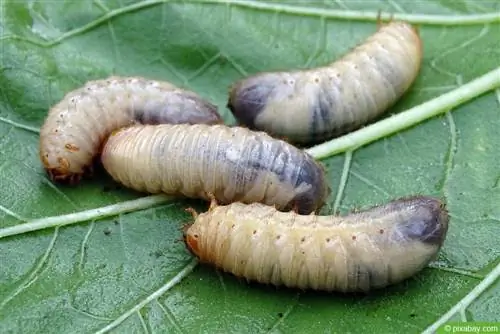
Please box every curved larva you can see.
[184,196,449,292]
[227,21,422,144]
[39,76,222,184]
[100,123,330,214]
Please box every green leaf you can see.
[1,1,499,333]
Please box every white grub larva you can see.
[227,21,422,144]
[39,76,222,184]
[100,123,331,214]
[184,196,449,292]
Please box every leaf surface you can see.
[0,1,499,333]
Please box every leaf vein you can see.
[205,0,500,25]
[94,258,198,334]
[78,221,96,275]
[186,52,223,82]
[429,24,490,84]
[303,16,326,68]
[349,169,390,196]
[0,116,40,134]
[155,300,186,334]
[438,112,458,197]
[137,310,151,334]
[265,292,300,334]
[0,228,59,310]
[0,195,172,239]
[332,150,353,214]
[422,263,500,333]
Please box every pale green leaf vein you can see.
[155,300,186,334]
[0,228,59,310]
[265,292,300,334]
[422,263,500,333]
[430,24,490,84]
[0,194,173,239]
[137,310,150,334]
[203,0,500,25]
[94,258,198,334]
[0,116,40,134]
[0,204,27,222]
[441,112,458,197]
[331,150,353,214]
[427,264,484,280]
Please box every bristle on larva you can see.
[39,76,222,184]
[100,123,331,214]
[184,196,449,292]
[227,21,422,144]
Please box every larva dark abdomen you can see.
[100,124,330,214]
[227,21,422,144]
[184,196,449,292]
[39,76,222,184]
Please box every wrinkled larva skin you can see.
[101,124,330,214]
[39,76,222,184]
[185,196,449,292]
[227,21,422,144]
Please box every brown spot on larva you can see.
[352,235,357,240]
[253,230,257,235]
[300,237,306,242]
[379,229,384,234]
[40,153,49,166]
[57,157,70,170]
[231,224,235,229]
[326,238,331,242]
[276,235,281,240]
[65,143,80,152]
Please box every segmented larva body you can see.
[39,76,222,184]
[101,124,330,214]
[227,21,422,144]
[184,196,449,292]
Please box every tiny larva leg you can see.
[205,192,219,211]
[185,207,199,219]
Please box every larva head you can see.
[182,210,214,259]
[394,196,449,247]
[227,73,279,130]
[183,227,200,258]
[182,197,222,259]
[288,158,331,214]
[39,140,90,185]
